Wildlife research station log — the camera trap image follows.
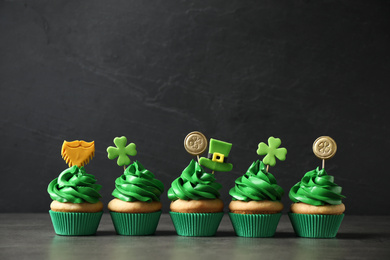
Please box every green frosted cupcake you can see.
[48,158,103,236]
[107,160,164,235]
[229,137,287,237]
[229,160,284,237]
[288,167,346,238]
[168,159,224,237]
[107,137,164,235]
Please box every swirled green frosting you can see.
[167,159,222,201]
[229,160,284,201]
[289,167,345,206]
[48,165,102,203]
[112,161,164,202]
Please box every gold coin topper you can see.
[312,136,337,160]
[62,140,95,167]
[184,131,208,156]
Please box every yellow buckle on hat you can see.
[212,152,225,163]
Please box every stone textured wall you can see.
[1,0,389,214]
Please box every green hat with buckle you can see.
[199,138,233,172]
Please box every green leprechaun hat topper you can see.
[199,138,233,172]
[183,131,233,173]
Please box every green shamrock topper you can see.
[257,137,287,167]
[107,136,137,166]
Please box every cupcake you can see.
[229,137,287,237]
[168,159,224,237]
[288,136,345,238]
[288,167,345,238]
[107,136,164,235]
[48,140,103,236]
[169,133,233,236]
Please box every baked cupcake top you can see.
[168,159,222,201]
[112,160,164,202]
[48,165,102,203]
[229,160,284,201]
[289,167,345,206]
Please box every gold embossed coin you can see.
[312,136,337,160]
[184,131,208,156]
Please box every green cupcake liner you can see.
[288,213,344,238]
[110,211,161,236]
[229,212,281,237]
[49,210,103,236]
[169,212,224,237]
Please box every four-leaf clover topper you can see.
[257,137,287,172]
[107,136,137,169]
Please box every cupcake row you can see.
[47,134,345,238]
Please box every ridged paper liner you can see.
[110,211,161,236]
[169,212,224,237]
[288,213,344,238]
[229,212,282,237]
[49,210,103,236]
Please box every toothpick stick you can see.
[212,170,215,174]
[322,159,325,169]
[266,165,269,173]
[124,165,126,171]
[197,155,200,163]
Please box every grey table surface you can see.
[1,214,389,260]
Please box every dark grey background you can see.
[1,0,389,214]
